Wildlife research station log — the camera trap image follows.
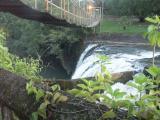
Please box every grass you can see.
[99,18,147,35]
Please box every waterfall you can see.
[72,44,160,99]
[76,44,98,69]
[72,44,160,79]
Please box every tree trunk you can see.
[153,45,156,66]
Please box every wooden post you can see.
[67,0,70,22]
[60,0,63,18]
[45,0,48,12]
[64,0,66,17]
[34,0,37,9]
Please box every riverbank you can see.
[86,33,148,44]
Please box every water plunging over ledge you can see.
[72,44,160,98]
[72,44,160,79]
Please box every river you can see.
[72,44,160,79]
[72,44,160,97]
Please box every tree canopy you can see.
[105,0,160,21]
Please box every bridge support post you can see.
[67,0,70,22]
[34,0,37,9]
[45,0,49,12]
[60,0,63,18]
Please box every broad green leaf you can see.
[56,95,68,103]
[51,84,60,92]
[36,89,45,101]
[113,89,126,99]
[38,100,50,119]
[26,82,37,95]
[92,86,105,91]
[53,92,61,103]
[68,89,81,95]
[147,25,157,32]
[146,17,158,24]
[127,82,139,90]
[147,66,160,77]
[82,79,90,85]
[77,84,88,90]
[92,94,103,100]
[97,54,109,62]
[106,85,113,94]
[96,72,105,82]
[102,110,116,119]
[134,74,147,84]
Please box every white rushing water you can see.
[72,44,160,79]
[72,44,160,100]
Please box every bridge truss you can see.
[21,0,102,27]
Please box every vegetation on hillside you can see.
[0,12,90,78]
[104,0,160,22]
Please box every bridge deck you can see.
[0,0,76,27]
[0,0,101,27]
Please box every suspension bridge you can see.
[0,0,102,27]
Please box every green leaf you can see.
[127,82,139,90]
[102,110,116,119]
[92,86,105,91]
[147,25,157,32]
[38,100,50,119]
[51,84,60,92]
[77,84,88,90]
[92,94,103,100]
[97,54,109,62]
[134,74,147,84]
[26,82,37,95]
[146,17,158,24]
[68,89,81,95]
[106,84,113,94]
[113,89,126,99]
[30,112,38,120]
[53,92,61,103]
[82,79,90,86]
[57,95,68,103]
[36,89,45,101]
[147,66,160,77]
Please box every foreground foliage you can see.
[69,62,160,119]
[0,12,90,78]
[145,16,160,66]
[0,31,67,120]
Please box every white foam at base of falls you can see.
[72,45,160,79]
[72,44,160,100]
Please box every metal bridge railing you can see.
[21,0,102,27]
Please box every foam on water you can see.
[72,44,160,99]
[72,47,160,79]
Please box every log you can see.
[0,68,134,120]
[0,68,40,120]
[0,68,106,120]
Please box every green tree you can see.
[105,0,160,22]
[145,16,160,66]
[0,12,90,78]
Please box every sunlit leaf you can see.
[36,89,45,101]
[38,100,50,119]
[102,110,116,119]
